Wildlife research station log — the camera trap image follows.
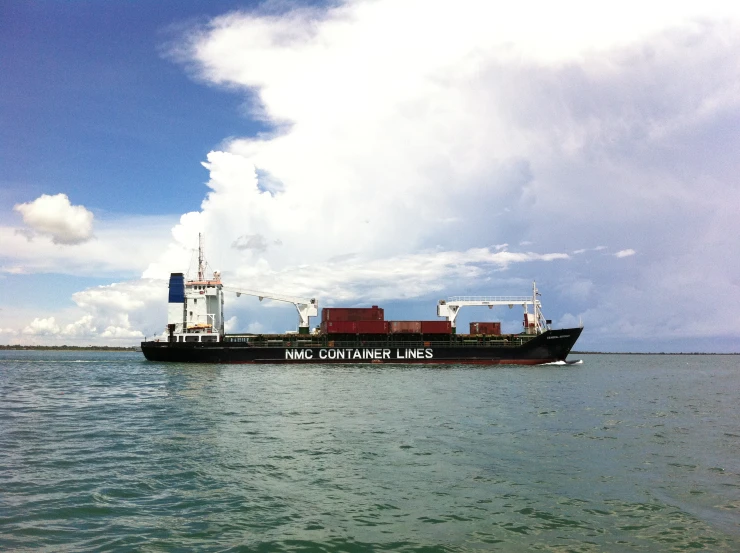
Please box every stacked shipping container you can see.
[319,306,452,335]
[321,306,387,334]
[357,320,389,334]
[469,322,502,335]
[389,321,422,334]
[420,321,452,334]
[321,307,384,322]
[318,321,391,334]
[320,320,357,334]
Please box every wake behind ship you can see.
[141,238,582,365]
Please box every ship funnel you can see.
[168,273,185,303]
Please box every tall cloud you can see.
[158,0,740,348]
[6,0,740,349]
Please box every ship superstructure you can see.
[166,234,225,343]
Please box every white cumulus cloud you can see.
[23,317,61,336]
[224,316,239,333]
[71,279,168,338]
[14,194,94,245]
[100,325,144,339]
[61,315,97,338]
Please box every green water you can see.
[1,352,738,552]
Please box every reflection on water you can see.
[1,351,739,551]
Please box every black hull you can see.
[141,328,582,365]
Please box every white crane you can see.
[223,287,318,334]
[437,281,549,334]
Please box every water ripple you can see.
[1,351,739,551]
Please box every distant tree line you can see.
[571,351,735,355]
[0,345,137,351]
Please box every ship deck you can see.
[222,333,539,349]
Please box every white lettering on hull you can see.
[395,348,433,359]
[286,348,433,361]
[285,349,313,360]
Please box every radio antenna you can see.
[198,233,205,281]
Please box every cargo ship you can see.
[141,238,582,365]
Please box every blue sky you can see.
[2,1,262,215]
[2,0,740,351]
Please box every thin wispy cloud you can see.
[615,249,636,258]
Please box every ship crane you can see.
[223,287,318,334]
[437,281,550,335]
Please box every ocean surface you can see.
[1,352,738,552]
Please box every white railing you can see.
[447,296,532,303]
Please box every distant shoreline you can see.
[571,351,739,355]
[0,345,137,351]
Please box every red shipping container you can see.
[389,321,422,334]
[421,321,452,334]
[356,320,389,334]
[321,320,358,334]
[322,306,384,322]
[470,322,502,335]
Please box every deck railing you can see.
[223,336,533,348]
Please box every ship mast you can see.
[197,233,205,282]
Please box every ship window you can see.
[194,299,197,304]
[189,311,193,318]
[185,336,199,342]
